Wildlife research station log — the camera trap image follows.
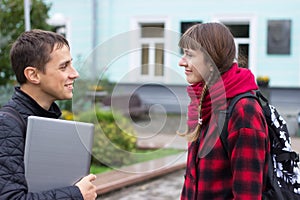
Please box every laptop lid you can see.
[24,116,94,193]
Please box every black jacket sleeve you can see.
[0,113,83,200]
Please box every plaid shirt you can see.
[181,98,270,200]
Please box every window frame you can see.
[212,15,257,74]
[130,17,171,82]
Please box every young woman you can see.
[178,22,269,199]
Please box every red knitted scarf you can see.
[186,63,258,131]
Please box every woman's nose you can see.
[178,57,187,67]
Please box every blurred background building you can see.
[44,0,300,87]
[42,0,300,134]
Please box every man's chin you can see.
[59,94,73,100]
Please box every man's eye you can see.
[60,64,67,70]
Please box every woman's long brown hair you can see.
[178,22,236,142]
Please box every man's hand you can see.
[75,174,97,200]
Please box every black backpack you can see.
[219,91,300,200]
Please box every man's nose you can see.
[70,66,80,79]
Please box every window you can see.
[140,23,165,77]
[52,25,67,38]
[180,21,202,54]
[181,21,202,35]
[226,24,249,38]
[225,23,250,68]
[141,44,149,75]
[155,43,164,76]
[47,13,70,41]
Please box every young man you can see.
[0,29,97,200]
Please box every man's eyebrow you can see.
[59,58,73,66]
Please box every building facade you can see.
[45,0,300,87]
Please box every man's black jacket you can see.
[0,87,83,199]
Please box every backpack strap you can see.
[0,106,26,135]
[219,92,258,157]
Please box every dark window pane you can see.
[141,44,149,75]
[238,44,249,68]
[141,24,164,38]
[226,24,249,38]
[181,21,202,34]
[155,43,164,76]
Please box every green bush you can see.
[76,109,137,167]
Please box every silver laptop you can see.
[24,116,94,193]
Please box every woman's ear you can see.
[209,64,214,72]
[23,66,40,84]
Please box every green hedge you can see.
[76,109,137,167]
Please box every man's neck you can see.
[20,84,53,110]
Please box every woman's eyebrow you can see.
[184,49,194,55]
[183,49,190,54]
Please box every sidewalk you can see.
[94,152,187,195]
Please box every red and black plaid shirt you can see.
[181,98,270,200]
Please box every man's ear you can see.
[23,66,40,84]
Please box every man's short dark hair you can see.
[10,29,70,84]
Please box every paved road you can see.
[97,169,185,200]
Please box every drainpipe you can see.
[24,0,31,31]
[92,0,98,80]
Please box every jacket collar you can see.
[11,87,61,119]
